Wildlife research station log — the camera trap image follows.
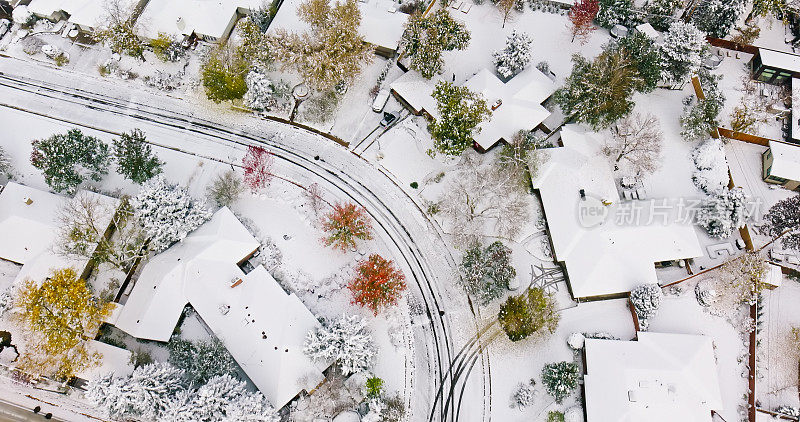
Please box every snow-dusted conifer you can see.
[30,129,110,194]
[243,70,277,111]
[87,363,186,420]
[167,337,239,384]
[187,375,278,422]
[691,0,745,38]
[492,31,533,79]
[304,314,376,375]
[596,0,636,29]
[131,175,212,253]
[691,138,729,193]
[629,283,662,330]
[696,187,749,238]
[541,361,580,403]
[760,195,800,250]
[459,241,516,305]
[510,379,536,409]
[660,21,708,85]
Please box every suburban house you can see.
[583,332,724,422]
[762,140,800,190]
[750,48,800,85]
[137,0,263,42]
[26,0,149,33]
[267,0,408,57]
[532,125,703,300]
[390,66,557,152]
[113,207,329,408]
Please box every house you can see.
[266,0,408,57]
[114,207,328,408]
[762,140,800,190]
[750,48,800,85]
[532,125,703,300]
[583,332,724,422]
[137,0,263,42]
[71,340,134,389]
[390,66,557,152]
[26,0,149,33]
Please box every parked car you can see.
[372,89,390,112]
[380,112,397,127]
[0,19,10,39]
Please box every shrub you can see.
[541,361,580,403]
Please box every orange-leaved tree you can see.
[348,254,407,315]
[321,202,373,251]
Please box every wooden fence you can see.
[706,37,760,55]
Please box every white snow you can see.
[73,340,134,382]
[584,332,724,422]
[766,140,800,182]
[757,48,800,74]
[138,0,263,40]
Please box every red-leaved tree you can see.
[321,202,373,251]
[349,254,407,315]
[568,0,599,44]
[242,145,274,192]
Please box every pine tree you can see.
[681,72,724,141]
[167,338,239,384]
[14,268,113,380]
[459,241,516,305]
[30,128,110,193]
[243,70,277,111]
[304,314,376,375]
[429,81,491,155]
[242,145,274,193]
[498,287,559,341]
[348,254,407,315]
[645,0,680,31]
[185,375,278,422]
[402,10,471,79]
[596,0,636,29]
[87,362,186,420]
[612,31,663,93]
[629,283,662,330]
[691,0,745,38]
[568,0,599,44]
[541,361,580,403]
[660,21,708,85]
[696,187,749,238]
[492,31,533,78]
[113,129,163,184]
[321,202,373,251]
[131,175,212,253]
[760,195,800,250]
[207,170,245,207]
[511,378,536,408]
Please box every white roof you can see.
[0,182,62,265]
[635,23,661,42]
[139,0,264,40]
[584,332,723,422]
[267,0,407,51]
[27,0,126,29]
[768,140,800,181]
[463,67,555,150]
[532,125,703,299]
[765,263,783,287]
[389,70,440,118]
[758,48,800,73]
[115,207,327,408]
[74,340,134,382]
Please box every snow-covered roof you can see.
[532,125,703,299]
[635,23,661,42]
[74,340,134,382]
[389,70,440,118]
[758,48,800,73]
[266,0,408,51]
[765,263,783,287]
[26,0,133,29]
[768,140,800,181]
[114,207,327,408]
[138,0,264,40]
[584,332,723,422]
[463,67,556,150]
[0,182,62,265]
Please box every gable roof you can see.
[138,0,264,40]
[584,332,723,422]
[532,125,703,299]
[114,207,327,408]
[768,140,800,181]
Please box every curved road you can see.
[0,57,488,421]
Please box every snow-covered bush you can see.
[86,363,186,420]
[541,361,580,403]
[696,187,749,238]
[596,0,636,29]
[760,195,800,251]
[690,0,745,38]
[304,314,376,375]
[691,138,729,193]
[243,71,278,111]
[492,31,532,79]
[131,175,212,253]
[167,337,238,384]
[583,332,618,340]
[144,71,183,91]
[775,405,800,417]
[660,21,708,85]
[510,378,537,409]
[459,241,516,305]
[567,332,585,350]
[172,374,279,422]
[629,283,662,330]
[0,289,12,317]
[207,170,244,207]
[565,406,584,422]
[13,6,35,27]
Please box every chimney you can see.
[579,189,586,200]
[23,197,33,205]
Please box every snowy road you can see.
[0,57,489,421]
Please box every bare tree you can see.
[601,112,663,177]
[730,76,777,135]
[497,0,516,27]
[496,130,541,193]
[718,251,768,305]
[93,0,144,60]
[439,155,529,247]
[305,182,325,218]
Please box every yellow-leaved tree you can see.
[14,268,112,380]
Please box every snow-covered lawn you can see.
[758,281,800,412]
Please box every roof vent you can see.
[627,390,638,402]
[579,189,586,199]
[22,197,33,205]
[219,304,230,315]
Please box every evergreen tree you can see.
[30,128,110,193]
[645,0,680,31]
[681,71,724,141]
[167,338,239,384]
[760,194,800,250]
[691,0,745,38]
[596,0,637,29]
[0,146,12,177]
[243,70,278,111]
[492,30,533,79]
[554,50,641,129]
[131,175,212,253]
[748,0,795,23]
[629,283,662,330]
[348,254,407,315]
[86,362,186,420]
[541,361,580,403]
[402,9,471,79]
[304,314,376,375]
[113,129,163,184]
[696,187,749,238]
[459,241,516,305]
[429,81,491,155]
[612,31,663,93]
[183,375,278,422]
[202,43,249,103]
[660,21,708,85]
[498,287,559,341]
